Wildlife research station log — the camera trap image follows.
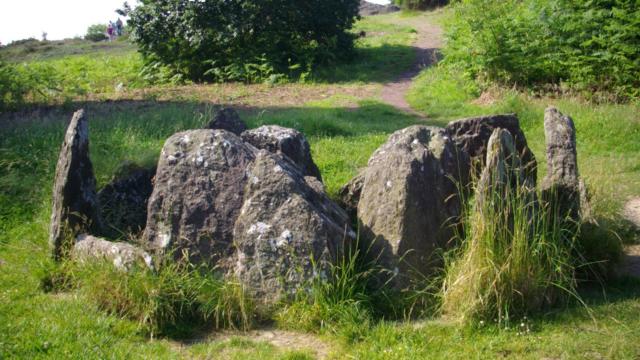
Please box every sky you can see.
[0,0,391,45]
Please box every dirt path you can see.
[622,198,640,277]
[379,17,443,116]
[171,328,333,359]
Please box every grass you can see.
[0,13,417,111]
[1,7,640,360]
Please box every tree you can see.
[394,0,447,10]
[127,0,360,82]
[85,24,108,42]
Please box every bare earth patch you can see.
[622,198,640,277]
[172,328,333,359]
[379,17,443,116]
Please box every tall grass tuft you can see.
[69,259,253,338]
[275,239,397,342]
[441,151,579,325]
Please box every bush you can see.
[394,0,448,10]
[444,0,640,100]
[127,0,360,83]
[85,24,108,42]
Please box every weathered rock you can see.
[49,110,102,260]
[357,126,469,286]
[233,151,354,304]
[143,130,256,266]
[446,114,536,184]
[241,125,322,181]
[338,172,365,223]
[73,234,154,271]
[541,107,581,222]
[98,162,155,237]
[205,107,247,135]
[476,128,534,207]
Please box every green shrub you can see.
[127,0,360,83]
[444,0,640,100]
[394,0,448,10]
[85,24,108,42]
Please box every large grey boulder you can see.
[233,151,353,304]
[143,128,353,305]
[445,114,536,184]
[241,125,322,181]
[541,107,581,222]
[98,162,155,237]
[143,130,256,266]
[73,234,154,271]
[205,107,247,135]
[357,126,469,287]
[49,110,102,260]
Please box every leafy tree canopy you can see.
[127,0,360,82]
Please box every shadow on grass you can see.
[313,44,418,84]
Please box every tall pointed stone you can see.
[49,110,101,260]
[541,107,581,223]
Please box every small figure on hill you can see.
[41,31,48,41]
[116,18,124,36]
[107,22,115,41]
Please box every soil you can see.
[622,198,640,277]
[171,328,333,359]
[379,18,443,117]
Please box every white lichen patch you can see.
[248,222,271,237]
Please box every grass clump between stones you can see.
[42,257,254,338]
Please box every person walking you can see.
[116,18,124,36]
[107,22,115,41]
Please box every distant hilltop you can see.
[360,0,400,16]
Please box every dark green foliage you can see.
[85,24,108,42]
[394,0,448,10]
[127,0,360,82]
[445,0,640,100]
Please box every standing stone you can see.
[143,130,256,266]
[357,126,469,287]
[476,128,533,208]
[49,110,101,260]
[541,107,581,222]
[241,125,322,181]
[338,172,365,223]
[445,114,537,184]
[205,107,248,135]
[233,151,354,305]
[98,162,155,237]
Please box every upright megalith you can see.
[476,128,534,208]
[205,107,248,135]
[241,125,322,181]
[143,130,256,266]
[541,107,581,222]
[233,151,353,304]
[49,110,101,260]
[446,114,537,184]
[357,126,468,286]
